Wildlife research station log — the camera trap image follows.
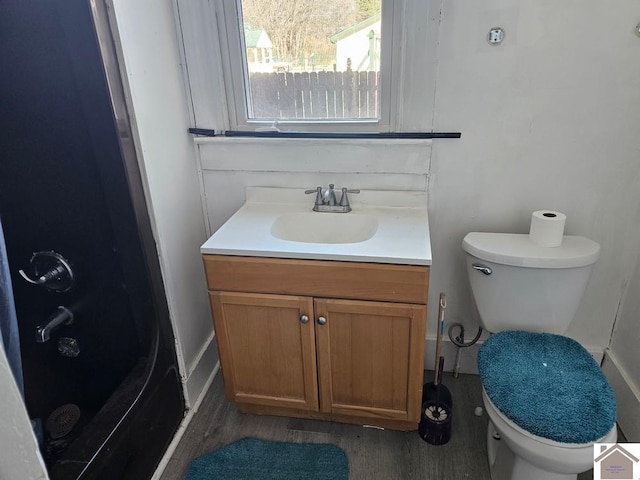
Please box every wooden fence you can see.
[249,70,379,120]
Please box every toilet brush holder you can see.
[419,294,452,445]
[419,358,452,445]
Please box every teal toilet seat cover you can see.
[477,330,616,444]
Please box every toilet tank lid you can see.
[462,232,600,268]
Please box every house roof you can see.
[595,444,640,463]
[329,13,381,44]
[244,25,272,48]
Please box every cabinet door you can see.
[314,299,426,422]
[210,292,318,411]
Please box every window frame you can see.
[174,0,439,135]
[215,0,404,133]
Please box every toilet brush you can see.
[419,293,453,445]
[422,293,452,408]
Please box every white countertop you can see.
[200,187,432,266]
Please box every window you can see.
[238,1,382,121]
[176,0,438,134]
[217,0,402,132]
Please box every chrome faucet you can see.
[36,306,74,343]
[323,184,337,206]
[305,184,360,213]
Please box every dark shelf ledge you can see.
[188,128,461,140]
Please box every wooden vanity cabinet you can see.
[204,255,429,430]
[210,292,319,412]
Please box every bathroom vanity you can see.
[201,187,431,430]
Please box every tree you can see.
[356,0,382,21]
[241,0,358,66]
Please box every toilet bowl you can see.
[483,389,617,480]
[462,232,617,480]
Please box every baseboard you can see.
[185,334,219,408]
[150,360,220,480]
[602,350,640,442]
[150,332,219,479]
[424,337,605,376]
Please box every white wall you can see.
[145,0,640,453]
[429,0,640,353]
[190,1,640,359]
[609,252,640,406]
[197,137,431,236]
[603,250,640,440]
[110,0,215,406]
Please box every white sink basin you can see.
[271,212,378,244]
[200,187,432,265]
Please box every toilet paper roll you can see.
[529,210,566,247]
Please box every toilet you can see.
[462,232,617,480]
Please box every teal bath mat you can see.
[185,437,349,480]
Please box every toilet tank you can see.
[462,232,600,334]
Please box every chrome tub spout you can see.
[36,306,74,343]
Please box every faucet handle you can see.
[305,186,323,207]
[339,188,360,207]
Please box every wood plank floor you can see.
[159,371,605,480]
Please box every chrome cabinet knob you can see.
[317,316,327,325]
[300,314,309,324]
